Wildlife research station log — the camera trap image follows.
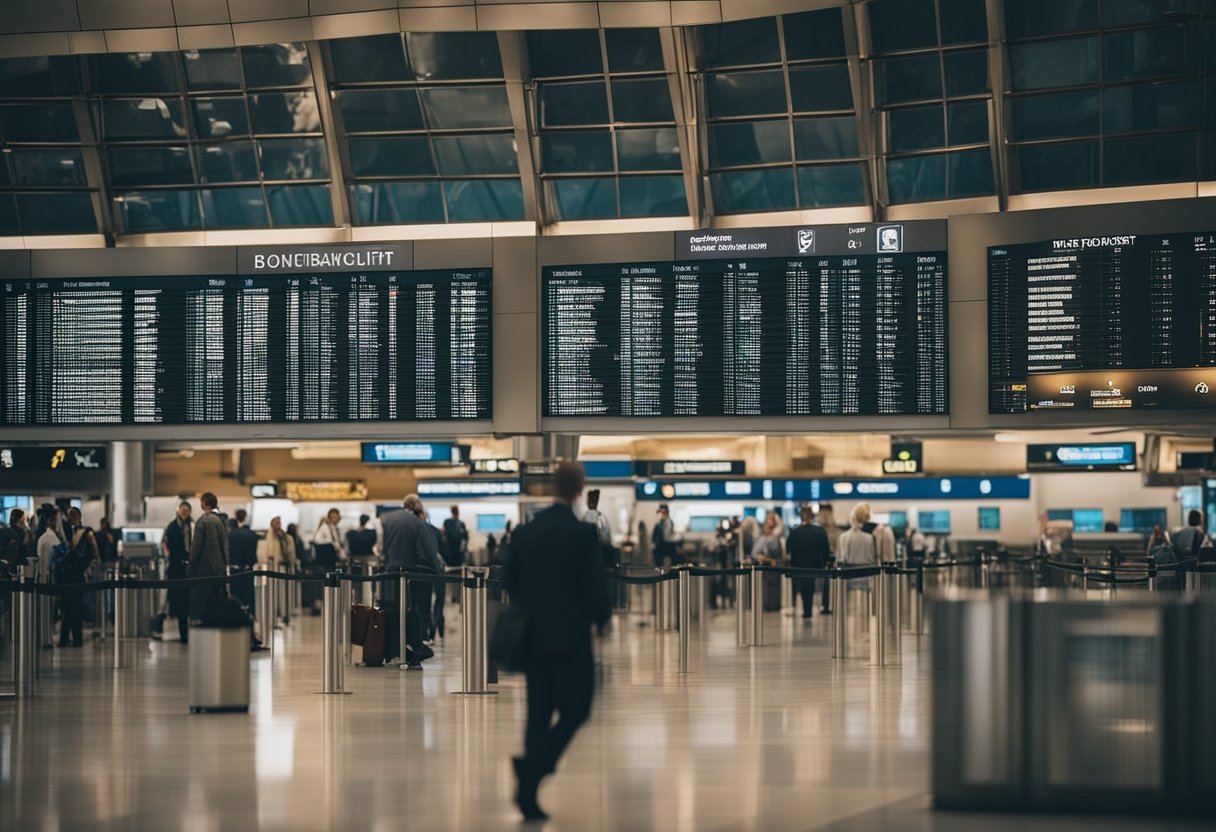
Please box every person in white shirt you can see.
[312,508,347,571]
[582,489,613,550]
[36,506,64,581]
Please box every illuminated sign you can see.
[283,481,368,501]
[634,460,746,477]
[470,458,520,475]
[1027,443,1136,472]
[881,441,922,475]
[361,442,468,465]
[635,476,1030,501]
[0,446,106,471]
[250,483,278,498]
[416,479,521,498]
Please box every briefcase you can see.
[490,605,530,672]
[351,603,374,646]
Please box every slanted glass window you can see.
[534,28,687,220]
[0,56,95,235]
[871,0,996,203]
[85,44,332,233]
[697,10,866,214]
[1006,3,1216,193]
[328,32,524,224]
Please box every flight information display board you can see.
[543,221,948,418]
[989,231,1216,413]
[0,269,491,425]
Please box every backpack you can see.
[54,528,93,583]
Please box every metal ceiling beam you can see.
[498,31,542,227]
[847,2,883,220]
[985,0,1011,211]
[306,40,352,230]
[661,25,705,228]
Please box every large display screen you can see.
[989,231,1216,413]
[0,269,491,425]
[543,221,948,418]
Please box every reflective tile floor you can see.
[1,606,1210,831]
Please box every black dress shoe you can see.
[512,757,548,822]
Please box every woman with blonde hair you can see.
[837,503,877,572]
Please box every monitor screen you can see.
[542,221,947,418]
[989,231,1216,413]
[887,510,908,531]
[0,269,491,425]
[688,515,727,533]
[918,510,951,534]
[978,507,1001,531]
[1119,508,1167,533]
[476,514,508,533]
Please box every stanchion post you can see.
[340,574,353,666]
[750,564,764,647]
[256,573,273,653]
[831,570,847,658]
[113,579,127,670]
[887,565,901,664]
[736,568,751,647]
[1081,565,1089,592]
[15,576,35,697]
[678,567,690,673]
[873,567,887,667]
[398,572,408,665]
[457,568,494,695]
[320,574,347,694]
[1147,559,1156,592]
[654,569,669,632]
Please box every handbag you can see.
[490,605,530,672]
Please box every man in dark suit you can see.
[504,462,611,821]
[382,494,439,668]
[228,509,259,613]
[787,503,832,618]
[162,501,193,644]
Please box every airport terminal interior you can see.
[2,0,1216,829]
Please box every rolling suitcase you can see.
[350,603,374,646]
[362,607,386,665]
[189,626,251,713]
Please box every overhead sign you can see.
[282,481,368,501]
[635,476,1031,502]
[882,441,922,475]
[634,460,746,477]
[361,442,468,466]
[238,243,409,273]
[0,446,106,471]
[250,483,278,498]
[582,460,635,479]
[675,220,946,260]
[470,458,520,475]
[416,479,521,498]
[1027,443,1137,472]
[1177,452,1215,471]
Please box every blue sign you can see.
[634,476,1031,502]
[1027,443,1136,471]
[582,460,635,479]
[361,442,466,465]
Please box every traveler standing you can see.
[382,494,439,668]
[751,513,784,562]
[442,505,469,568]
[188,492,230,622]
[312,508,346,572]
[286,523,305,565]
[583,489,614,556]
[1172,510,1210,561]
[266,516,297,570]
[652,504,680,565]
[58,507,98,647]
[346,514,378,564]
[787,504,831,618]
[162,502,194,644]
[419,509,449,640]
[838,503,877,588]
[96,518,120,565]
[504,462,611,821]
[228,509,258,612]
[36,506,62,581]
[0,508,32,573]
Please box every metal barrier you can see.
[457,568,494,695]
[750,564,764,647]
[256,574,274,654]
[677,567,691,673]
[319,574,348,695]
[13,575,35,698]
[736,568,752,646]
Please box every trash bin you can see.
[189,626,251,714]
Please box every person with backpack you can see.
[58,507,98,647]
[0,508,33,573]
[1172,510,1210,562]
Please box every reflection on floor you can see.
[1,606,1208,831]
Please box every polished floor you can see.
[0,601,1209,831]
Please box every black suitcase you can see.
[763,570,782,612]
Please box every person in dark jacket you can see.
[0,508,32,572]
[346,514,377,562]
[423,510,449,640]
[787,503,832,618]
[59,507,98,647]
[382,494,439,668]
[162,501,194,644]
[442,506,468,567]
[504,462,611,821]
[228,509,259,612]
[189,492,230,622]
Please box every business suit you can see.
[228,524,259,612]
[381,507,439,665]
[504,503,611,782]
[163,517,193,642]
[787,522,831,616]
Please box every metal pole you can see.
[750,564,764,647]
[655,570,669,632]
[887,565,901,665]
[256,574,273,654]
[340,575,353,667]
[678,567,690,673]
[321,574,346,694]
[1081,565,1089,592]
[15,576,35,697]
[736,568,751,646]
[780,573,793,615]
[831,571,847,658]
[873,568,887,667]
[458,568,493,694]
[113,580,127,670]
[398,573,408,665]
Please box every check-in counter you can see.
[932,589,1214,814]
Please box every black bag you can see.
[200,595,253,629]
[490,605,530,672]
